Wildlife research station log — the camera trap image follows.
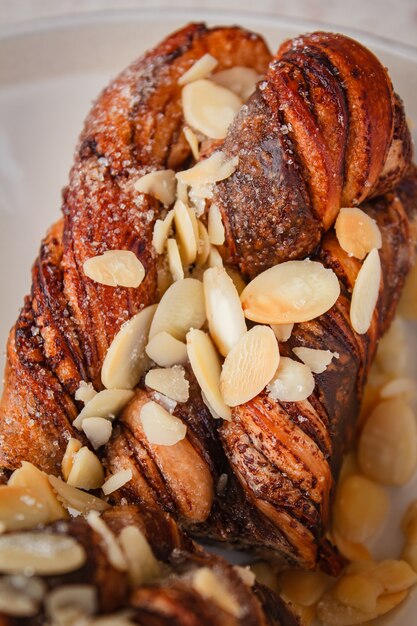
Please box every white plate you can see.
[0,8,416,624]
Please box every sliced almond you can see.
[118,525,160,585]
[350,248,381,334]
[83,250,145,288]
[380,377,415,399]
[167,238,184,281]
[48,475,109,514]
[134,169,176,206]
[0,533,86,575]
[184,126,200,160]
[208,203,225,245]
[317,589,408,626]
[45,585,97,623]
[375,317,407,376]
[334,573,382,613]
[101,304,157,391]
[189,182,214,217]
[204,267,247,356]
[149,278,206,341]
[195,220,211,266]
[267,356,315,402]
[67,447,105,491]
[182,79,242,139]
[226,267,246,295]
[145,366,189,403]
[270,323,294,342]
[0,577,42,617]
[211,66,260,100]
[176,151,238,186]
[174,199,198,266]
[334,474,389,543]
[140,401,187,446]
[335,207,382,260]
[292,347,339,374]
[358,398,417,485]
[145,331,188,367]
[371,559,417,593]
[86,512,127,571]
[0,486,54,531]
[75,381,97,404]
[220,325,279,407]
[192,567,241,617]
[398,259,417,320]
[241,260,340,324]
[330,529,372,562]
[8,462,66,522]
[178,53,218,85]
[82,417,113,450]
[279,569,329,607]
[102,469,133,496]
[152,209,175,254]
[73,389,134,430]
[187,329,231,421]
[62,438,83,481]
[234,565,256,587]
[208,245,224,268]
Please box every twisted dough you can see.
[0,503,298,625]
[0,23,415,574]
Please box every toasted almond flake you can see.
[0,486,53,531]
[73,389,134,430]
[67,447,105,491]
[0,577,41,616]
[167,238,185,281]
[334,573,382,613]
[174,199,198,266]
[358,399,417,485]
[45,585,97,623]
[241,260,340,324]
[176,151,238,186]
[48,475,109,514]
[267,356,315,402]
[62,438,83,481]
[86,512,127,571]
[189,183,214,217]
[196,220,210,265]
[187,329,231,420]
[270,323,294,342]
[335,207,382,260]
[140,401,187,446]
[176,179,189,203]
[8,462,67,523]
[118,525,161,585]
[220,325,279,406]
[350,248,381,334]
[398,260,417,320]
[279,569,329,607]
[145,332,188,367]
[334,474,389,543]
[82,417,113,450]
[149,278,206,341]
[83,250,145,288]
[211,66,260,100]
[371,559,417,593]
[134,169,176,206]
[178,53,218,85]
[293,347,339,374]
[182,79,242,139]
[330,529,372,562]
[101,305,157,391]
[375,317,407,376]
[226,267,246,295]
[208,203,225,245]
[184,126,200,160]
[208,245,224,268]
[145,366,189,403]
[102,469,133,496]
[317,589,408,626]
[380,377,415,399]
[152,210,175,254]
[234,565,256,587]
[204,267,247,356]
[0,533,86,575]
[75,381,97,404]
[192,567,241,617]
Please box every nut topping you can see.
[140,401,187,446]
[182,79,242,139]
[134,169,176,206]
[350,248,381,334]
[83,250,145,288]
